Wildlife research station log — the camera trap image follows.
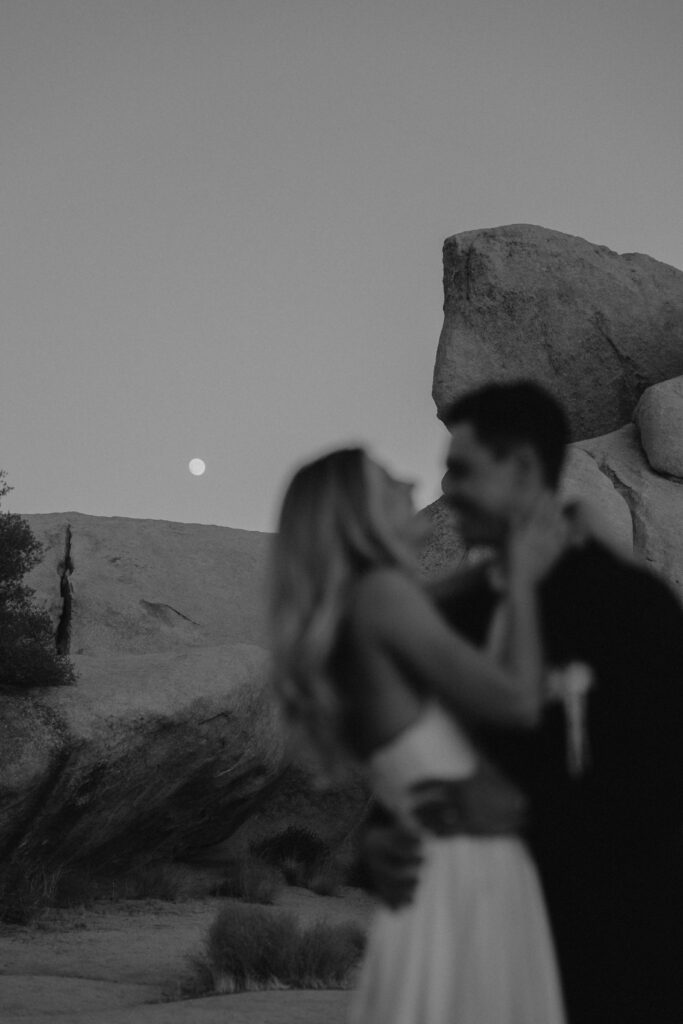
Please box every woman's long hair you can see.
[270,448,415,783]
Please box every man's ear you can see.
[511,443,543,487]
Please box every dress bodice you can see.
[368,701,478,830]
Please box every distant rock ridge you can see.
[0,514,367,873]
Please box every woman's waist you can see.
[375,763,529,839]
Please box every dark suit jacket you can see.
[435,540,683,1022]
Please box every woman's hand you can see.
[509,494,569,585]
[358,811,423,909]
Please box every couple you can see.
[271,382,683,1024]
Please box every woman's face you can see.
[368,459,431,552]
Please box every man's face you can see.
[441,423,528,547]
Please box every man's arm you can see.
[358,764,528,909]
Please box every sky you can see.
[2,0,682,534]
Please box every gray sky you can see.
[2,0,682,533]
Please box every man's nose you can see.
[441,470,456,498]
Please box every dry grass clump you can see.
[210,856,282,904]
[0,862,66,924]
[0,860,111,924]
[107,862,191,902]
[0,858,195,923]
[250,826,343,896]
[181,902,365,997]
[251,825,328,866]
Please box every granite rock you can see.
[1,514,367,872]
[577,425,683,598]
[634,374,683,478]
[560,446,634,555]
[433,224,683,439]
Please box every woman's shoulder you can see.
[346,566,425,642]
[353,564,412,597]
[351,566,422,614]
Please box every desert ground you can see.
[0,873,374,1024]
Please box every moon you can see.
[188,458,206,476]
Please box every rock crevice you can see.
[575,445,645,554]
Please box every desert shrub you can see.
[305,855,344,896]
[0,857,195,924]
[250,826,341,894]
[108,862,190,901]
[0,862,63,924]
[276,851,342,895]
[342,854,375,892]
[49,864,101,908]
[0,471,75,689]
[251,826,329,868]
[0,860,102,923]
[182,903,365,996]
[211,856,281,904]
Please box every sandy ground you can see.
[0,884,374,1024]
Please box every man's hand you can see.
[411,765,527,837]
[359,813,423,910]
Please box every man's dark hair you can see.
[443,381,571,487]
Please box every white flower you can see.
[546,662,595,777]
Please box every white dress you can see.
[348,702,566,1024]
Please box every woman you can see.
[270,447,566,1024]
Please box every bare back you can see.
[333,565,537,760]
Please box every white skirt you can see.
[348,835,566,1024]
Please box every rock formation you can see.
[577,418,683,597]
[424,227,683,604]
[433,224,683,439]
[0,514,367,873]
[634,374,683,478]
[6,227,682,878]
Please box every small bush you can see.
[0,863,63,924]
[306,855,343,896]
[0,858,196,924]
[211,856,281,904]
[50,864,101,908]
[108,862,190,901]
[0,471,76,689]
[251,826,328,868]
[250,826,341,895]
[0,860,105,923]
[183,903,365,996]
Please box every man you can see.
[364,381,683,1024]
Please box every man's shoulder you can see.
[556,537,657,583]
[549,538,683,619]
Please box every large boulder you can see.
[577,425,683,599]
[0,643,280,870]
[634,374,683,478]
[433,224,683,439]
[560,447,633,555]
[1,514,367,872]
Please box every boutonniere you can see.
[546,662,595,777]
